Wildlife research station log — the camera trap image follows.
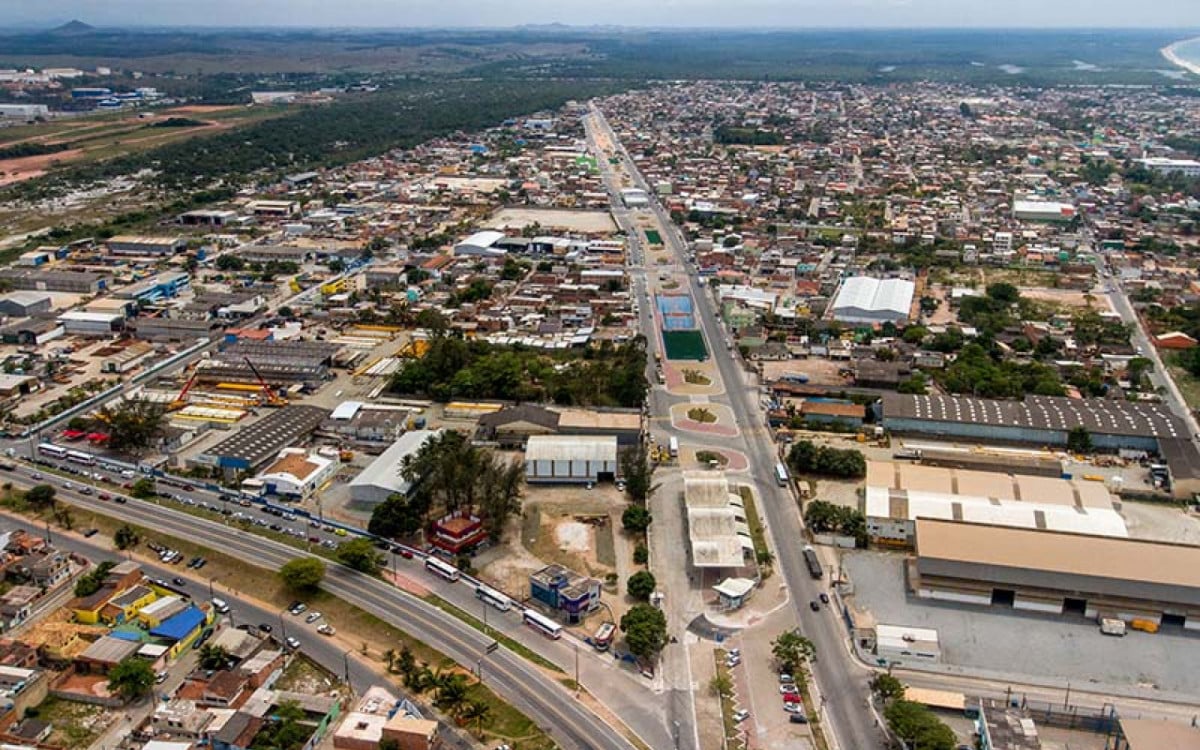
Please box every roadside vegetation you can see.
[786,440,867,479]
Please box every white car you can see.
[305,611,322,624]
[732,709,750,723]
[779,683,798,694]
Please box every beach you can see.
[1162,38,1200,77]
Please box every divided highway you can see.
[5,467,636,750]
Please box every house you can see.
[428,513,487,555]
[1155,331,1198,350]
[529,564,601,624]
[201,670,251,709]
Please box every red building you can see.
[428,513,487,555]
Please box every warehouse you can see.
[477,404,642,448]
[864,460,1126,545]
[251,448,337,500]
[0,269,106,294]
[197,405,329,474]
[132,318,216,343]
[454,230,507,257]
[105,235,186,256]
[683,471,753,569]
[58,311,124,337]
[0,291,52,317]
[831,277,914,324]
[348,430,440,505]
[1012,199,1076,223]
[912,518,1200,627]
[524,435,617,484]
[115,272,190,304]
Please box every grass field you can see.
[662,329,709,361]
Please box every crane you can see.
[242,357,288,407]
[167,370,200,412]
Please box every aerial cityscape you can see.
[0,7,1196,750]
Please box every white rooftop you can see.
[349,430,441,497]
[525,435,617,463]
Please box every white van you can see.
[211,598,230,615]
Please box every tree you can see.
[108,657,156,701]
[215,254,245,272]
[460,699,491,736]
[74,561,116,597]
[379,739,402,750]
[1067,426,1093,453]
[620,443,658,505]
[897,373,928,395]
[620,604,668,660]
[621,505,652,534]
[396,646,418,686]
[901,326,928,345]
[368,493,426,539]
[884,699,957,750]
[870,673,906,702]
[279,557,326,592]
[633,544,648,565]
[985,282,1019,304]
[129,478,155,499]
[435,673,469,717]
[252,699,309,750]
[787,441,866,479]
[336,538,382,574]
[709,672,733,699]
[627,570,657,601]
[114,524,139,550]
[25,484,55,510]
[771,631,816,676]
[198,644,230,670]
[93,398,167,456]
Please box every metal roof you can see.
[524,435,617,463]
[349,430,441,497]
[883,393,1186,439]
[832,277,914,318]
[206,405,330,466]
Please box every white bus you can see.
[522,610,563,640]
[592,621,616,651]
[774,462,789,487]
[475,585,513,612]
[424,557,461,582]
[668,436,679,459]
[38,443,67,459]
[66,450,95,466]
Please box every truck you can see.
[802,545,823,580]
[668,436,679,459]
[1099,618,1126,637]
[782,373,810,384]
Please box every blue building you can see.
[529,564,601,625]
[116,272,191,304]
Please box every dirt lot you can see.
[1020,287,1113,311]
[486,207,617,234]
[759,357,851,387]
[0,149,83,185]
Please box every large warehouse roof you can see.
[866,460,1115,509]
[525,435,617,463]
[832,277,914,321]
[883,393,1186,439]
[205,405,330,468]
[915,519,1200,607]
[349,430,441,499]
[864,486,1128,537]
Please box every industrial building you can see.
[196,406,330,474]
[131,318,216,343]
[0,269,106,294]
[58,310,124,337]
[348,430,440,504]
[1012,199,1076,223]
[114,272,190,304]
[831,277,914,324]
[1110,718,1200,750]
[523,435,618,484]
[453,230,507,257]
[976,698,1042,750]
[912,519,1200,628]
[683,471,753,569]
[249,448,337,500]
[874,624,941,664]
[477,404,642,447]
[197,340,339,389]
[880,393,1200,495]
[864,460,1126,545]
[1135,157,1200,178]
[0,291,52,317]
[105,235,186,256]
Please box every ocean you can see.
[1173,37,1200,69]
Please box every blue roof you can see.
[110,629,144,642]
[150,606,205,641]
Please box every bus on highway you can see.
[522,609,563,640]
[66,450,95,466]
[774,462,789,487]
[592,621,616,651]
[37,443,67,459]
[424,557,461,582]
[475,584,512,612]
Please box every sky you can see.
[6,0,1199,29]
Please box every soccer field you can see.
[662,329,708,361]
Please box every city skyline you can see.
[5,0,1200,30]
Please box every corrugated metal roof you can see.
[524,435,617,463]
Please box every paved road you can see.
[6,469,637,750]
[588,104,882,750]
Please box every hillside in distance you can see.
[0,25,1194,83]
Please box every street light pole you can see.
[343,649,351,687]
[574,643,580,697]
[278,610,287,640]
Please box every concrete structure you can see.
[523,435,617,483]
[115,272,190,303]
[713,577,756,610]
[58,310,123,337]
[913,519,1200,627]
[252,448,337,500]
[0,268,105,293]
[348,430,440,504]
[1136,157,1200,178]
[831,277,914,324]
[0,104,49,118]
[682,471,752,569]
[875,623,941,663]
[477,404,641,448]
[976,698,1042,750]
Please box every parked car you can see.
[82,528,98,538]
[258,623,272,633]
[789,713,809,724]
[809,600,821,612]
[732,709,750,723]
[397,547,414,559]
[288,602,307,615]
[305,611,322,624]
[779,684,797,694]
[819,593,830,604]
[317,623,336,636]
[778,673,793,683]
[285,636,301,650]
[172,577,186,586]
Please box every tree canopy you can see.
[92,398,167,456]
[278,557,326,592]
[884,699,957,750]
[771,630,816,676]
[627,570,657,601]
[620,604,668,660]
[336,538,382,574]
[787,440,866,479]
[108,657,156,701]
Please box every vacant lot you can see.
[759,357,850,387]
[487,207,617,234]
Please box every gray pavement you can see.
[843,551,1200,696]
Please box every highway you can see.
[4,467,638,750]
[587,104,882,750]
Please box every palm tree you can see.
[460,699,491,736]
[396,647,417,686]
[435,675,469,718]
[412,666,437,694]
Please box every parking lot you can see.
[843,551,1200,696]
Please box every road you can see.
[587,104,881,750]
[5,467,639,750]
